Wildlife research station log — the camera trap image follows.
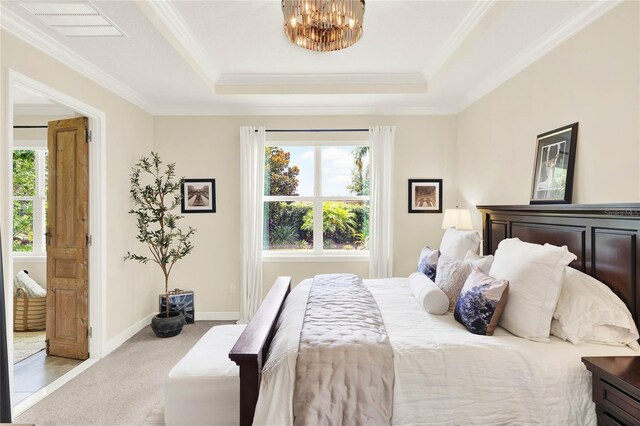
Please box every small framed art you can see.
[181,178,216,213]
[530,122,578,204]
[408,179,442,213]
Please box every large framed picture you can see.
[181,178,216,213]
[530,123,578,204]
[408,179,442,213]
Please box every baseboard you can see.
[195,311,240,321]
[103,312,155,356]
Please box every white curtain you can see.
[239,126,266,323]
[369,125,395,279]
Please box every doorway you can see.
[12,114,88,405]
[4,70,106,417]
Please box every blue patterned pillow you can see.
[417,246,439,282]
[454,267,509,336]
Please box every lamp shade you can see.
[441,208,473,230]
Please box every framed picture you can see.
[181,178,216,213]
[530,122,578,204]
[408,179,442,213]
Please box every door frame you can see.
[3,69,107,374]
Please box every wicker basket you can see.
[13,288,46,332]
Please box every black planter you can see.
[151,311,185,338]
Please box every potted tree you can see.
[125,152,196,338]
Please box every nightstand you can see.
[582,356,640,425]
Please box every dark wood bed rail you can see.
[478,203,640,333]
[229,276,291,426]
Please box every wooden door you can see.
[46,117,89,360]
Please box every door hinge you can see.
[86,129,92,142]
[86,234,92,246]
[88,327,92,339]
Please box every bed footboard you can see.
[229,276,292,426]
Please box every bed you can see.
[229,203,640,425]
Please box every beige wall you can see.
[1,30,156,342]
[153,115,457,312]
[456,2,640,228]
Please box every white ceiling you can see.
[0,0,622,115]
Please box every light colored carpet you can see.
[143,397,165,426]
[16,320,231,426]
[14,331,46,364]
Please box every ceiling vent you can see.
[20,2,126,37]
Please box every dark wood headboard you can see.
[477,204,640,332]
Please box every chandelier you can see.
[282,0,365,52]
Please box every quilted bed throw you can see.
[294,274,394,426]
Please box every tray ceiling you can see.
[0,0,621,115]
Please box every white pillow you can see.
[408,272,449,315]
[551,267,639,347]
[489,238,576,342]
[14,270,46,298]
[435,255,474,311]
[463,250,494,275]
[440,228,481,260]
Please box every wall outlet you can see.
[229,282,237,294]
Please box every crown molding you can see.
[456,0,622,113]
[137,0,219,93]
[0,5,158,114]
[217,73,427,86]
[152,104,457,116]
[423,0,497,80]
[216,73,428,95]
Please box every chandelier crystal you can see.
[282,0,365,52]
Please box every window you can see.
[263,142,369,257]
[13,142,47,256]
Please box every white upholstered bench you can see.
[165,324,245,426]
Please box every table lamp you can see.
[441,207,473,230]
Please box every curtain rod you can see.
[13,125,47,129]
[256,128,369,133]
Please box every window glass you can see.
[321,146,369,196]
[264,201,313,251]
[13,150,36,197]
[13,200,34,252]
[322,201,369,250]
[13,148,47,255]
[264,146,313,196]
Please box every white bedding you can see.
[253,277,638,426]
